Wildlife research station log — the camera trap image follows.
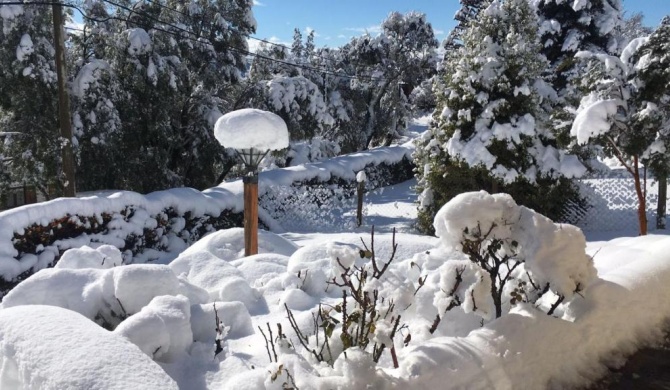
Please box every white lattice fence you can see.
[572,176,663,232]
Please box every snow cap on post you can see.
[356,170,367,183]
[214,108,289,151]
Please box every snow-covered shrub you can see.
[56,244,124,269]
[0,305,178,389]
[115,295,193,362]
[1,206,243,298]
[1,264,209,330]
[431,191,596,325]
[285,229,415,368]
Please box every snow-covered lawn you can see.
[1,186,670,389]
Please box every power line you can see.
[140,0,333,62]
[0,0,387,81]
[112,0,384,81]
[98,0,383,81]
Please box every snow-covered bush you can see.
[430,191,596,324]
[0,305,179,389]
[285,229,416,369]
[1,264,209,329]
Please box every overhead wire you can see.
[0,0,388,81]
[99,0,385,81]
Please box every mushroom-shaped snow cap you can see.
[214,108,289,151]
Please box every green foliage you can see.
[415,0,583,234]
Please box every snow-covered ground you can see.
[2,175,670,389]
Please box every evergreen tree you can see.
[443,0,489,51]
[571,31,668,235]
[630,17,670,229]
[535,0,623,152]
[0,4,62,198]
[416,0,584,233]
[69,0,256,192]
[340,12,438,151]
[291,28,303,60]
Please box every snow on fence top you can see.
[0,141,414,283]
[214,108,289,151]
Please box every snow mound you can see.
[229,253,289,284]
[169,250,259,309]
[179,227,299,260]
[0,305,177,389]
[214,108,289,151]
[115,295,193,363]
[1,265,208,326]
[56,244,123,269]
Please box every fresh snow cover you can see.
[356,170,366,183]
[214,108,289,151]
[571,98,621,144]
[127,28,152,55]
[115,294,193,362]
[15,33,33,61]
[72,60,110,98]
[1,179,670,388]
[0,305,178,389]
[56,244,123,269]
[0,141,413,281]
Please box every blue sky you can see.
[249,0,670,50]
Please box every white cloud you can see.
[337,34,347,39]
[344,25,382,35]
[252,0,265,6]
[434,29,445,36]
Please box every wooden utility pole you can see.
[52,1,77,197]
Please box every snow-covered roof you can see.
[214,108,289,151]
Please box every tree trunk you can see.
[657,175,667,230]
[633,156,648,235]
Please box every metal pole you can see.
[52,1,77,197]
[243,174,259,256]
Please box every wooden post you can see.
[356,174,366,227]
[52,1,77,197]
[658,175,667,229]
[243,175,259,256]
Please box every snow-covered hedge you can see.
[0,143,414,298]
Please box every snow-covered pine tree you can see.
[416,0,584,233]
[443,0,489,52]
[535,0,622,150]
[0,3,62,198]
[536,0,622,94]
[627,17,670,229]
[571,29,669,235]
[241,38,335,146]
[291,28,303,60]
[340,12,438,151]
[69,0,255,192]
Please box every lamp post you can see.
[237,148,267,256]
[214,109,288,257]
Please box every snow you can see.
[571,98,621,144]
[0,305,177,389]
[72,60,110,98]
[214,108,289,151]
[127,28,152,55]
[15,33,33,61]
[3,107,670,389]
